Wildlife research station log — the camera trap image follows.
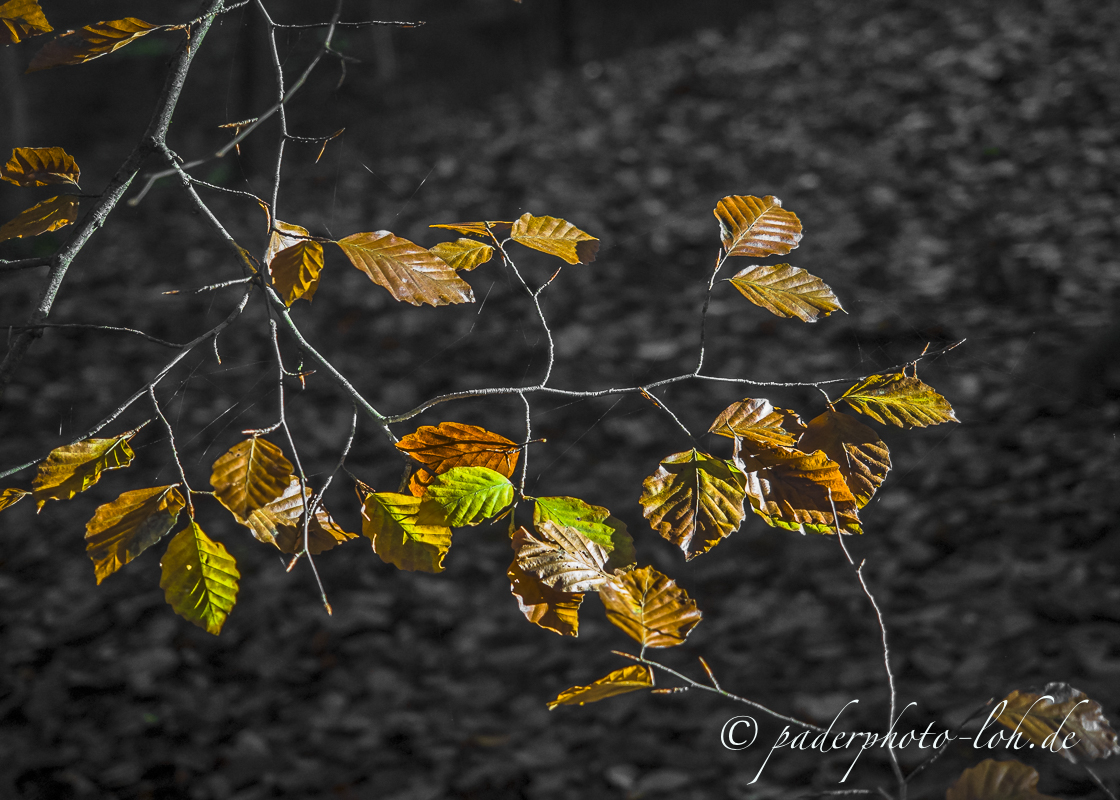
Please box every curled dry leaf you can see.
[993,683,1120,763]
[512,523,612,593]
[209,437,293,520]
[1,146,79,187]
[547,665,653,710]
[0,194,78,243]
[159,521,239,636]
[946,759,1060,800]
[740,448,862,534]
[237,475,356,555]
[708,397,799,452]
[395,422,520,496]
[27,17,161,72]
[508,560,583,637]
[839,373,958,428]
[361,491,452,573]
[337,230,474,306]
[533,495,637,570]
[0,0,52,45]
[85,485,186,584]
[713,195,802,258]
[32,430,137,509]
[728,263,842,322]
[430,221,513,239]
[429,238,494,272]
[510,213,599,265]
[270,240,325,306]
[0,487,30,512]
[424,466,514,527]
[797,410,890,508]
[600,565,702,648]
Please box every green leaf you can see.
[728,263,842,322]
[32,430,137,509]
[797,410,890,508]
[360,491,452,573]
[600,566,702,649]
[159,521,239,635]
[547,665,653,710]
[838,373,958,428]
[533,496,636,568]
[209,437,293,520]
[84,485,185,584]
[424,466,514,526]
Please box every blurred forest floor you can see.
[1,0,1119,798]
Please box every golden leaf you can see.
[395,422,520,496]
[600,566,702,648]
[429,238,494,271]
[237,475,356,555]
[265,219,309,264]
[84,486,186,584]
[0,0,52,45]
[740,448,861,534]
[0,194,78,243]
[510,213,599,265]
[270,240,325,306]
[839,373,958,428]
[714,195,802,258]
[27,17,161,72]
[360,491,452,573]
[708,397,799,452]
[993,684,1120,764]
[209,437,293,520]
[547,665,653,710]
[159,521,239,635]
[0,146,79,187]
[797,410,891,508]
[32,430,137,509]
[0,487,30,512]
[337,230,474,306]
[508,560,583,637]
[946,759,1060,800]
[728,263,842,322]
[512,523,612,593]
[429,221,513,238]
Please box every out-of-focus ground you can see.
[1,0,1119,798]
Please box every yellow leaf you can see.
[360,491,452,573]
[337,230,474,306]
[0,194,78,243]
[728,263,842,322]
[0,0,50,45]
[512,523,612,593]
[0,146,77,187]
[713,195,802,258]
[159,521,239,635]
[429,221,512,238]
[31,431,137,509]
[797,411,890,508]
[237,475,356,555]
[270,240,324,306]
[600,566,702,648]
[946,759,1061,800]
[740,448,861,534]
[993,684,1120,764]
[547,665,653,710]
[265,219,309,264]
[508,560,583,637]
[510,213,599,265]
[395,422,520,496]
[209,437,293,520]
[27,17,161,72]
[839,373,958,428]
[0,487,30,512]
[708,397,799,452]
[429,238,494,272]
[84,485,186,584]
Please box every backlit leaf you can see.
[0,0,52,45]
[361,491,452,573]
[27,17,160,72]
[946,760,1060,800]
[547,665,653,710]
[533,495,636,570]
[728,263,842,322]
[85,485,185,584]
[600,566,702,648]
[430,221,513,239]
[1,146,78,187]
[0,487,30,512]
[429,238,494,272]
[839,373,958,428]
[424,466,514,526]
[510,213,599,265]
[508,560,582,637]
[237,475,356,555]
[0,194,78,242]
[713,195,802,258]
[708,397,799,452]
[273,505,357,555]
[209,437,293,520]
[159,521,239,636]
[265,219,310,264]
[269,240,324,306]
[32,430,136,509]
[993,684,1120,764]
[740,448,861,534]
[395,422,520,496]
[639,449,746,560]
[513,522,611,593]
[797,411,890,508]
[337,230,474,306]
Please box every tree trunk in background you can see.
[2,45,30,146]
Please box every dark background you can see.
[1,0,1119,798]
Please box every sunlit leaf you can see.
[513,522,611,592]
[797,410,890,508]
[395,422,520,496]
[713,195,802,258]
[85,485,185,584]
[429,221,513,238]
[209,437,293,520]
[424,466,514,526]
[265,219,310,264]
[708,397,799,452]
[639,449,746,560]
[994,684,1120,764]
[600,566,702,648]
[0,0,52,45]
[839,373,958,428]
[510,213,599,265]
[728,263,842,322]
[533,495,636,570]
[946,760,1060,800]
[269,240,324,306]
[740,448,861,534]
[27,17,161,72]
[237,475,356,555]
[360,491,452,573]
[337,230,474,306]
[508,560,582,637]
[0,194,78,243]
[547,665,653,710]
[429,238,494,272]
[159,521,239,636]
[0,146,78,187]
[32,430,137,509]
[0,487,30,512]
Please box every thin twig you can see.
[1084,766,1118,800]
[149,385,195,517]
[0,256,51,273]
[3,323,185,349]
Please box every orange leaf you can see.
[395,422,520,496]
[27,17,161,72]
[337,231,474,306]
[797,411,890,508]
[708,397,799,452]
[0,0,52,45]
[0,194,78,242]
[713,195,802,258]
[740,448,861,534]
[600,566,701,648]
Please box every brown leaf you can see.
[270,240,325,306]
[993,683,1120,764]
[395,422,520,496]
[740,448,862,534]
[0,487,31,512]
[27,17,160,72]
[1,146,78,187]
[0,194,78,243]
[728,263,842,322]
[429,238,494,271]
[839,373,958,428]
[600,566,702,648]
[209,438,293,520]
[946,760,1060,800]
[84,486,186,584]
[32,430,137,509]
[0,0,52,45]
[510,213,599,264]
[337,230,474,306]
[708,397,799,452]
[512,523,611,593]
[429,221,513,239]
[547,665,653,710]
[797,411,890,508]
[237,475,356,555]
[508,560,583,636]
[264,219,307,264]
[713,195,802,258]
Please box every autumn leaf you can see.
[265,219,310,264]
[797,410,891,508]
[993,683,1120,763]
[337,230,474,306]
[27,17,161,72]
[424,466,514,526]
[85,485,186,584]
[600,566,702,648]
[159,521,239,636]
[429,238,494,271]
[0,194,78,243]
[508,560,582,637]
[547,665,653,710]
[728,263,842,322]
[0,487,30,512]
[708,397,799,452]
[1,146,79,187]
[713,195,802,258]
[740,448,861,534]
[839,373,958,428]
[532,495,636,570]
[269,240,324,306]
[0,0,52,45]
[639,449,746,560]
[946,760,1060,800]
[510,213,599,265]
[237,475,356,555]
[395,422,520,496]
[209,437,293,520]
[361,491,452,573]
[32,430,137,509]
[512,522,612,592]
[430,221,513,239]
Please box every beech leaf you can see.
[237,475,356,555]
[270,239,325,306]
[993,683,1120,764]
[839,373,958,428]
[27,17,161,72]
[265,219,310,264]
[797,410,891,508]
[0,487,30,512]
[85,485,186,584]
[713,195,802,258]
[337,230,474,306]
[547,665,653,710]
[510,213,599,265]
[946,760,1060,800]
[708,397,799,452]
[0,0,52,45]
[740,448,862,534]
[395,422,520,496]
[429,238,494,271]
[533,496,637,569]
[209,437,293,520]
[512,522,611,592]
[600,566,702,648]
[159,521,239,636]
[0,194,78,242]
[361,491,452,573]
[1,146,79,187]
[32,429,137,509]
[508,560,583,637]
[728,263,842,322]
[429,220,513,239]
[424,466,514,526]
